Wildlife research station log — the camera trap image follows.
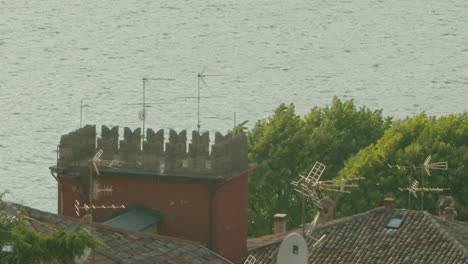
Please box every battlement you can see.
[58,125,248,176]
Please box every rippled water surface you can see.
[1,0,467,212]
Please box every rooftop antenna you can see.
[74,149,125,263]
[398,180,449,209]
[140,76,175,146]
[387,155,448,176]
[305,211,326,248]
[196,66,223,132]
[79,149,125,218]
[291,162,363,235]
[389,155,448,210]
[234,112,237,129]
[80,100,83,128]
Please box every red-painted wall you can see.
[213,171,249,263]
[58,177,82,217]
[59,169,251,263]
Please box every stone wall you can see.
[58,125,248,176]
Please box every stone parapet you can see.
[57,125,249,176]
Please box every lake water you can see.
[1,0,467,213]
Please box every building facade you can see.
[51,125,252,263]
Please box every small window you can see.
[385,217,403,230]
[292,245,299,255]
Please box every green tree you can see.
[336,112,468,220]
[247,98,390,236]
[0,194,106,263]
[303,96,391,178]
[248,103,307,236]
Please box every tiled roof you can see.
[247,207,468,264]
[1,202,231,264]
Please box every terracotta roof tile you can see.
[1,202,231,264]
[246,207,468,264]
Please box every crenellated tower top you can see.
[58,125,248,176]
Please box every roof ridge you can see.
[426,212,468,258]
[247,207,388,252]
[314,207,386,231]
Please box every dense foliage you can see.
[247,98,468,237]
[0,195,105,264]
[335,112,468,219]
[247,97,390,236]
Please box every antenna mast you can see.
[196,67,223,132]
[139,76,175,146]
[80,100,83,128]
[389,155,448,210]
[291,161,363,236]
[142,77,146,142]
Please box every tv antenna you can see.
[389,155,448,210]
[291,161,363,235]
[79,100,90,128]
[305,211,326,248]
[141,76,175,143]
[196,66,223,132]
[82,149,125,218]
[387,155,448,176]
[74,200,126,217]
[398,180,449,210]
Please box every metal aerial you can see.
[291,162,364,210]
[291,161,363,236]
[79,149,125,218]
[196,66,223,132]
[305,211,327,248]
[389,155,449,210]
[398,180,449,199]
[387,155,448,176]
[140,76,175,145]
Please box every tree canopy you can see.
[335,112,468,219]
[0,193,105,264]
[247,97,390,236]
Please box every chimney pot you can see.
[444,207,457,221]
[273,213,287,234]
[384,198,395,209]
[438,196,456,216]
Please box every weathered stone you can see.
[142,129,164,171]
[97,125,119,160]
[165,129,187,172]
[59,125,96,163]
[119,127,141,166]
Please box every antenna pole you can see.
[234,112,237,128]
[142,77,147,143]
[80,100,83,128]
[197,76,201,132]
[421,170,424,210]
[301,194,305,236]
[89,162,94,220]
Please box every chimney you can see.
[273,214,287,234]
[443,207,457,221]
[318,196,336,223]
[438,196,455,217]
[384,198,395,209]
